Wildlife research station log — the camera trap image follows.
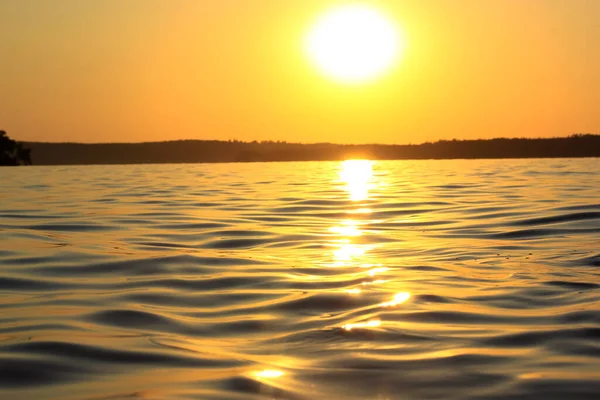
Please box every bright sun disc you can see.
[305,5,403,83]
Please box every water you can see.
[1,158,599,400]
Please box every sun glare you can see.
[340,160,374,201]
[305,4,403,83]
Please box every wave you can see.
[0,158,599,399]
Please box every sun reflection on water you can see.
[340,160,375,201]
[343,319,381,331]
[345,288,362,295]
[329,220,362,237]
[333,243,367,262]
[349,207,372,214]
[362,279,388,286]
[367,267,388,276]
[381,292,411,307]
[329,160,377,267]
[332,160,397,331]
[254,370,284,379]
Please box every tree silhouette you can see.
[0,131,31,166]
[20,133,600,165]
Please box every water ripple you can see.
[0,158,598,399]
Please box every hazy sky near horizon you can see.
[1,0,599,144]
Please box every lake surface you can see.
[1,159,599,400]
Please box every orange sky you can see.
[1,0,599,144]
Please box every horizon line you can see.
[20,133,598,147]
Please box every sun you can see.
[305,4,403,83]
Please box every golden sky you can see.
[1,0,599,144]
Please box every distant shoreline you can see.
[23,134,600,166]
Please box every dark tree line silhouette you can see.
[19,133,600,165]
[0,131,31,166]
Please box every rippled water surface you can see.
[1,159,599,400]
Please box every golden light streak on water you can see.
[333,243,367,261]
[349,207,372,214]
[362,279,388,286]
[381,292,411,307]
[343,320,382,331]
[367,267,388,276]
[254,370,284,379]
[329,220,363,237]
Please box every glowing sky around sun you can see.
[0,0,599,144]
